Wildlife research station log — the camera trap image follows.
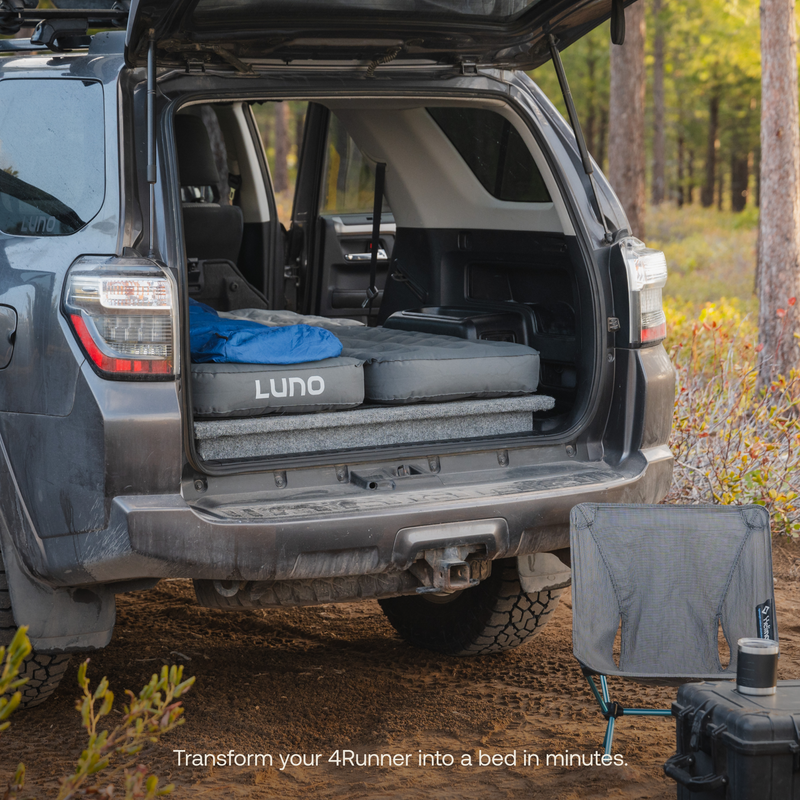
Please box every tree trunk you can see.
[731,152,749,212]
[609,2,647,238]
[677,134,685,207]
[273,102,289,193]
[295,105,306,157]
[717,165,724,211]
[687,149,695,204]
[755,145,762,207]
[758,0,800,382]
[651,0,667,205]
[701,93,720,207]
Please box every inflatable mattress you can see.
[191,357,364,418]
[192,309,540,416]
[333,326,539,404]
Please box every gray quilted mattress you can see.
[333,326,539,404]
[191,357,364,418]
[192,310,540,416]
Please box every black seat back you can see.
[175,115,243,263]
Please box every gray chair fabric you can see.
[570,503,775,681]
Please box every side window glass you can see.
[252,100,308,226]
[427,106,551,203]
[321,114,383,215]
[0,79,105,236]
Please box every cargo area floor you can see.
[194,395,555,460]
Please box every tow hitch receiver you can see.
[411,545,482,594]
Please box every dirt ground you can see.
[3,543,800,800]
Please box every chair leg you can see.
[603,715,616,756]
[600,674,611,705]
[584,672,616,754]
[585,673,671,755]
[584,672,609,716]
[600,675,615,755]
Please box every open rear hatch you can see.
[125,0,635,69]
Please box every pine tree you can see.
[608,2,647,238]
[757,0,800,381]
[273,102,289,193]
[651,0,667,205]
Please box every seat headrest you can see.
[175,115,220,188]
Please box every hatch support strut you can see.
[547,33,614,243]
[147,32,157,256]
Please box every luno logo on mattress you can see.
[255,376,325,399]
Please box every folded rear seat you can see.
[191,357,364,418]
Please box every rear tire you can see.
[378,558,562,655]
[1,551,71,708]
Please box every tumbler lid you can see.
[738,637,779,656]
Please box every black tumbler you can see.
[737,638,779,696]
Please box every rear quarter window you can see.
[0,78,105,237]
[427,106,551,204]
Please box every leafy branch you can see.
[1,627,194,800]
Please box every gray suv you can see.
[0,0,674,707]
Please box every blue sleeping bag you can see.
[189,300,342,364]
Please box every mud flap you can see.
[517,552,571,594]
[0,536,115,652]
[0,435,115,653]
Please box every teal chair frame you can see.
[583,669,672,755]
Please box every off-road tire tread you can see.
[378,558,562,656]
[1,552,71,708]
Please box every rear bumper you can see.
[42,445,673,586]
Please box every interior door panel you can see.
[316,213,395,320]
[292,103,396,323]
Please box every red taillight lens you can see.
[63,259,175,379]
[70,314,172,375]
[620,238,668,347]
[640,321,667,343]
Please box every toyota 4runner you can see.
[0,0,674,707]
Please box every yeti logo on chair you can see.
[255,376,325,399]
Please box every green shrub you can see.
[649,205,758,307]
[1,627,194,800]
[665,299,800,537]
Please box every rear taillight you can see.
[64,258,175,378]
[619,237,668,346]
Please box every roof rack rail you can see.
[0,4,128,52]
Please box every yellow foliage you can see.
[664,298,800,537]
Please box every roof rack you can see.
[0,4,129,53]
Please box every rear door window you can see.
[321,114,385,215]
[427,106,550,203]
[0,79,105,236]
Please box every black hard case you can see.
[666,680,800,799]
[383,306,528,344]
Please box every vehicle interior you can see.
[175,97,596,463]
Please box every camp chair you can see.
[570,503,776,755]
